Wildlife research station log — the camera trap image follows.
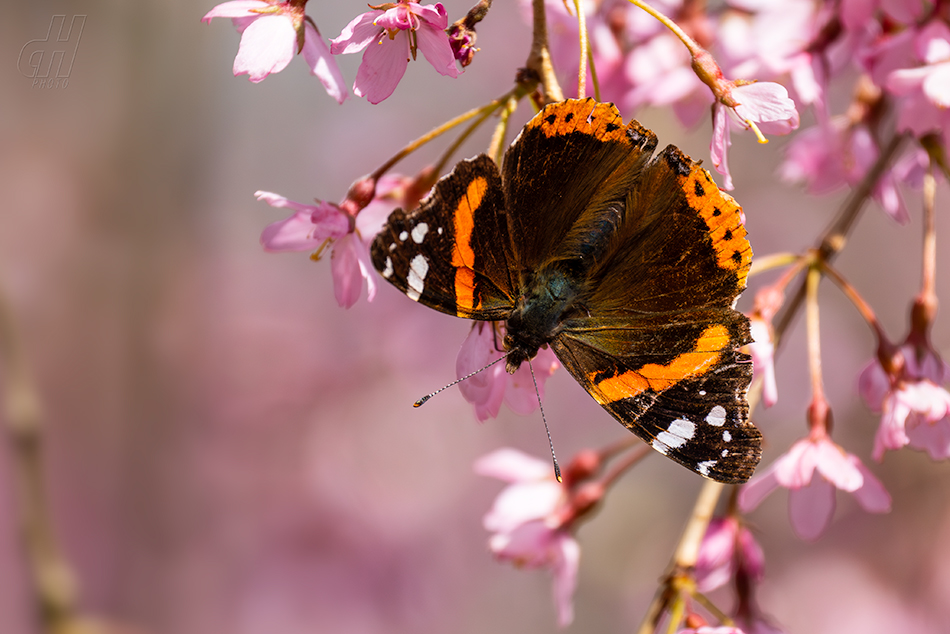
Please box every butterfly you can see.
[370,99,761,484]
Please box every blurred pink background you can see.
[2,2,950,633]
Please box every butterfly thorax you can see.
[503,267,582,374]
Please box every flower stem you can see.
[528,0,565,103]
[805,263,825,403]
[370,86,522,182]
[574,0,588,99]
[0,286,88,633]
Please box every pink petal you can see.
[233,14,296,82]
[409,2,449,30]
[695,518,737,592]
[922,63,950,108]
[483,481,563,532]
[858,359,890,412]
[330,233,364,308]
[916,20,950,64]
[353,32,410,104]
[474,448,551,483]
[773,439,818,488]
[874,392,912,459]
[907,415,950,460]
[489,519,556,566]
[302,22,348,103]
[329,10,382,55]
[733,82,798,125]
[551,534,580,627]
[737,525,766,580]
[260,211,323,252]
[788,477,835,541]
[415,21,461,78]
[202,0,269,22]
[456,325,506,421]
[710,104,734,190]
[850,458,892,512]
[813,439,864,492]
[738,461,781,512]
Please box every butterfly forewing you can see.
[370,155,516,320]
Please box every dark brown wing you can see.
[370,155,516,320]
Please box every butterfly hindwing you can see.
[371,155,516,320]
[552,311,758,484]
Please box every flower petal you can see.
[710,103,734,190]
[202,0,269,23]
[330,10,382,55]
[788,477,835,541]
[415,20,461,78]
[551,534,580,627]
[850,458,892,513]
[738,461,780,512]
[233,14,296,82]
[353,32,410,104]
[474,447,552,483]
[302,22,348,103]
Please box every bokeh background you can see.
[2,2,950,633]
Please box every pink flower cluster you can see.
[860,343,950,461]
[537,0,949,200]
[203,0,462,104]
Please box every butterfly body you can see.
[371,99,761,484]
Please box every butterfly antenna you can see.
[413,354,507,407]
[529,360,562,482]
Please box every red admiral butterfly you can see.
[371,99,761,483]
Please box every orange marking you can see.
[527,99,628,142]
[680,168,752,287]
[590,324,731,404]
[452,176,485,316]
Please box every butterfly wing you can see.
[502,99,659,274]
[551,145,760,484]
[370,155,516,320]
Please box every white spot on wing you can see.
[411,222,428,244]
[382,257,393,279]
[723,430,732,442]
[697,460,717,476]
[406,254,428,301]
[667,418,695,441]
[651,439,669,455]
[656,431,686,449]
[388,242,397,252]
[699,390,706,396]
[399,230,409,241]
[437,227,444,235]
[706,405,727,427]
[721,449,729,457]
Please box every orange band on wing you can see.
[589,324,731,404]
[452,176,486,316]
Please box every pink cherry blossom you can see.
[886,21,950,138]
[258,176,411,308]
[739,435,891,541]
[695,517,765,593]
[779,119,910,223]
[456,322,559,422]
[859,344,950,460]
[203,0,347,102]
[475,448,580,626]
[331,1,460,104]
[257,191,349,252]
[748,316,777,408]
[711,82,799,190]
[678,627,745,634]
